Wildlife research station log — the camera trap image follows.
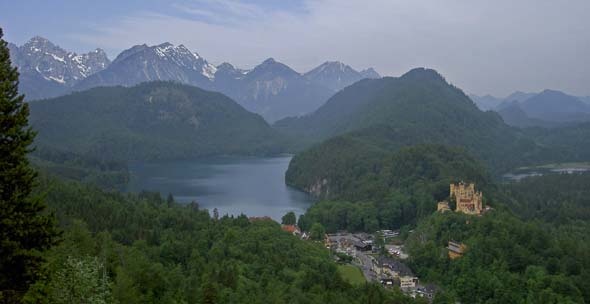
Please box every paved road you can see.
[354,250,378,282]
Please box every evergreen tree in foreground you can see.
[0,28,59,302]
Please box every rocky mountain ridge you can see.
[10,36,380,121]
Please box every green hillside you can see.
[25,176,420,303]
[277,68,539,173]
[295,144,493,231]
[29,81,284,162]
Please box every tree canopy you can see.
[0,27,59,302]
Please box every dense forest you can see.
[294,144,493,232]
[406,207,590,303]
[501,172,590,225]
[30,148,130,191]
[29,82,285,163]
[23,177,423,304]
[288,129,590,303]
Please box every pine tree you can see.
[0,28,59,302]
[166,192,174,208]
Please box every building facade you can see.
[447,241,466,259]
[450,182,483,215]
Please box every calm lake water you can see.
[127,156,314,221]
[502,164,590,181]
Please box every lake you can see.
[127,156,315,221]
[502,162,590,181]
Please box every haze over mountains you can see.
[471,90,590,128]
[280,68,535,182]
[282,68,590,198]
[9,36,380,121]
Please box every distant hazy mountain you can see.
[359,68,381,79]
[8,36,110,100]
[10,36,381,121]
[303,61,380,92]
[519,90,590,123]
[469,94,503,111]
[472,90,590,127]
[470,91,537,111]
[75,48,379,121]
[503,91,537,103]
[29,82,282,161]
[219,58,334,122]
[496,101,560,128]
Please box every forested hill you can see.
[275,68,537,171]
[294,144,494,232]
[25,176,421,303]
[29,81,284,162]
[274,68,511,139]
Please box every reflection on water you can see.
[127,156,314,221]
[503,165,590,181]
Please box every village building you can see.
[437,201,451,212]
[325,233,373,253]
[373,256,418,292]
[447,241,466,259]
[281,225,301,236]
[416,284,438,301]
[354,240,372,251]
[399,276,418,291]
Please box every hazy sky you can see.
[2,0,589,97]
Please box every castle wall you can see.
[450,182,483,215]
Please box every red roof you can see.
[282,225,300,233]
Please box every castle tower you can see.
[450,182,483,215]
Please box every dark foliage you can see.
[24,176,421,304]
[0,28,59,302]
[29,81,285,162]
[406,211,590,303]
[295,145,492,232]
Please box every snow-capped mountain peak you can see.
[9,36,111,99]
[359,68,380,79]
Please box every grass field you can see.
[337,264,366,285]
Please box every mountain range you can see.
[7,36,110,100]
[10,36,380,121]
[470,90,590,127]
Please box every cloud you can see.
[68,0,590,96]
[173,0,272,25]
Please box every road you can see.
[353,250,378,282]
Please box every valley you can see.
[18,63,590,303]
[2,7,590,302]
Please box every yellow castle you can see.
[437,182,483,215]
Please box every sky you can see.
[1,0,589,97]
